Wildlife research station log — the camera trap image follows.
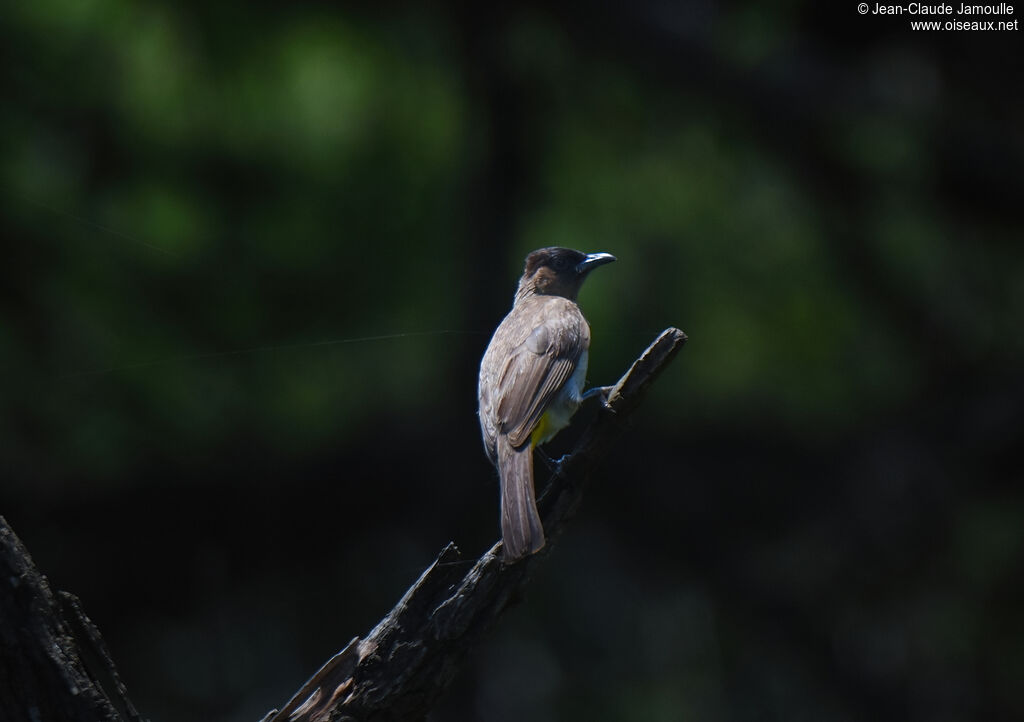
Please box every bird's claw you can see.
[582,384,614,409]
[537,448,568,477]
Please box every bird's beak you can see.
[576,252,616,274]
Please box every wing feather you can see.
[494,297,588,448]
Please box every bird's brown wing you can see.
[495,299,588,449]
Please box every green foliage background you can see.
[2,2,1021,721]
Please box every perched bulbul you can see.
[478,247,616,561]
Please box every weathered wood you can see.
[269,327,687,722]
[0,519,140,722]
[1,327,686,722]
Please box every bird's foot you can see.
[582,384,614,409]
[536,448,568,478]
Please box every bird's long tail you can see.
[498,436,545,561]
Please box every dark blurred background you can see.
[2,2,1022,720]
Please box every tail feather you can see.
[498,437,545,561]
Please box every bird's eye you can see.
[551,256,568,271]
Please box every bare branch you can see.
[1,328,685,722]
[269,327,688,722]
[0,519,138,722]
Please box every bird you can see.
[478,247,616,562]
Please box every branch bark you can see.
[266,327,688,722]
[1,520,141,722]
[0,327,685,722]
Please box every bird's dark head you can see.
[517,247,616,301]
